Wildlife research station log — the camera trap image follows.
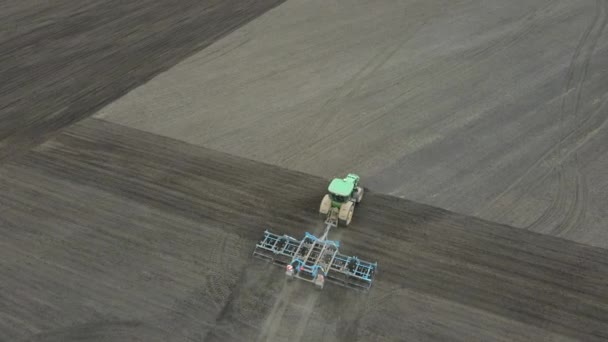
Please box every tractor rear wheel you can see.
[319,194,331,215]
[339,201,354,226]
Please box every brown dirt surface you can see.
[1,119,607,342]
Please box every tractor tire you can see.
[339,201,354,226]
[355,186,364,203]
[319,194,331,215]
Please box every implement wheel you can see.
[339,201,354,226]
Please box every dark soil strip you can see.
[1,118,607,341]
[0,0,285,162]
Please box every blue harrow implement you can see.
[253,206,378,290]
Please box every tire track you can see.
[527,0,605,233]
[255,283,294,342]
[201,233,281,336]
[201,259,281,341]
[204,234,234,310]
[254,279,324,342]
[526,165,567,233]
[207,19,422,164]
[287,1,561,172]
[160,232,251,341]
[279,2,557,171]
[279,18,427,168]
[289,292,319,342]
[479,0,606,230]
[556,165,589,237]
[468,0,558,60]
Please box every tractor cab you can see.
[328,178,356,204]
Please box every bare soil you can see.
[2,1,608,341]
[1,119,607,342]
[97,0,608,248]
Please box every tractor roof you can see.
[328,177,355,196]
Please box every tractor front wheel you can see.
[339,201,354,226]
[319,194,332,215]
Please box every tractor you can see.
[253,172,378,290]
[319,173,364,226]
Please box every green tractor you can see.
[319,173,364,226]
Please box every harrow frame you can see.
[253,229,377,290]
